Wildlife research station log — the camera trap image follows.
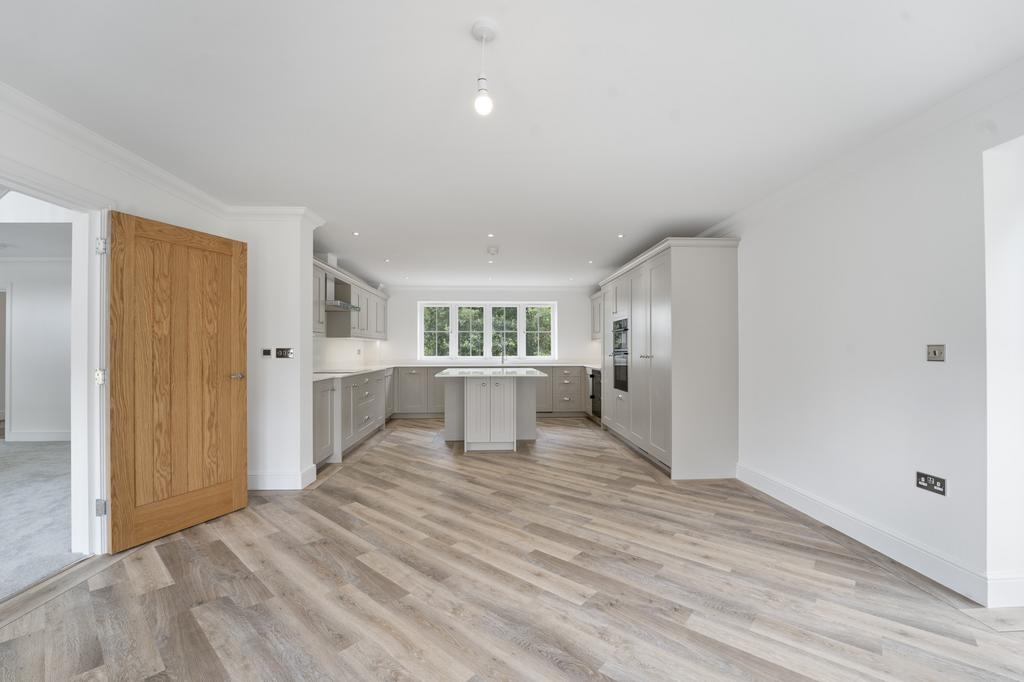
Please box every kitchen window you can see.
[422,305,451,357]
[417,302,556,360]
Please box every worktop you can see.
[313,360,599,382]
[434,368,548,378]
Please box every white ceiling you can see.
[1,2,1023,286]
[0,223,72,257]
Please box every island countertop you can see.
[434,367,548,378]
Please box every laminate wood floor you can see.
[2,418,1023,681]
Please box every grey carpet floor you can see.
[0,438,83,601]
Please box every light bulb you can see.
[474,90,493,116]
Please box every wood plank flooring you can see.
[3,417,1024,681]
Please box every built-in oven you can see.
[612,319,628,392]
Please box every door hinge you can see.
[94,368,107,386]
[95,237,108,255]
[95,499,108,516]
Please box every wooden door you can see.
[109,211,247,553]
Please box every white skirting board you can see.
[737,464,992,606]
[248,464,317,491]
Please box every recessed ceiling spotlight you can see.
[487,233,495,238]
[569,277,574,281]
[404,275,409,279]
[587,259,593,264]
[353,231,360,236]
[488,259,494,264]
[384,258,390,263]
[617,233,624,239]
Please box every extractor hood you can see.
[325,299,360,312]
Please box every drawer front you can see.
[552,367,582,382]
[553,383,583,412]
[354,397,381,434]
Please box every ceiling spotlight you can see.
[487,233,495,238]
[384,258,390,263]
[488,259,494,264]
[617,233,624,239]
[472,19,497,116]
[353,231,360,236]
[587,259,593,264]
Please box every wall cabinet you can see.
[313,266,327,336]
[313,379,337,463]
[316,259,388,340]
[590,292,603,340]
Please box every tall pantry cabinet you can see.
[599,238,738,479]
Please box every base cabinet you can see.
[464,377,516,451]
[396,367,428,413]
[340,371,385,452]
[313,379,337,463]
[384,369,395,418]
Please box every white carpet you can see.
[0,438,83,601]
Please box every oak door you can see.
[109,211,247,552]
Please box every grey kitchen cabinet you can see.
[313,379,337,463]
[534,371,553,412]
[590,291,603,340]
[427,369,445,412]
[384,368,395,418]
[375,297,388,338]
[647,253,672,464]
[313,266,327,336]
[627,264,651,450]
[601,285,615,427]
[340,371,385,452]
[396,367,428,413]
[552,366,584,412]
[318,260,389,340]
[597,238,738,476]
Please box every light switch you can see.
[927,344,945,362]
[275,348,295,359]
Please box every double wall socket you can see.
[927,344,946,362]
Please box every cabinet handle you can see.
[481,382,487,387]
[363,415,370,422]
[409,370,417,374]
[563,396,571,401]
[494,382,501,387]
[364,391,370,397]
[563,379,570,384]
[617,394,624,400]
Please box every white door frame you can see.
[0,164,112,556]
[1,286,10,431]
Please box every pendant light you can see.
[472,19,497,116]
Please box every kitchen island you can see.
[434,368,548,451]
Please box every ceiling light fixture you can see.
[488,259,494,264]
[384,258,390,263]
[353,231,360,236]
[472,19,497,116]
[587,259,593,264]
[617,233,624,239]
[487,233,495,238]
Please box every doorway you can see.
[0,192,81,600]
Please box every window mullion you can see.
[484,305,493,359]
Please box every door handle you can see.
[229,372,246,380]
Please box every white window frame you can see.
[417,301,557,361]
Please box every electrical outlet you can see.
[916,472,946,496]
[262,349,272,357]
[927,344,945,362]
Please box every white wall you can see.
[983,133,1024,608]
[707,58,1024,606]
[0,258,71,440]
[380,286,601,364]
